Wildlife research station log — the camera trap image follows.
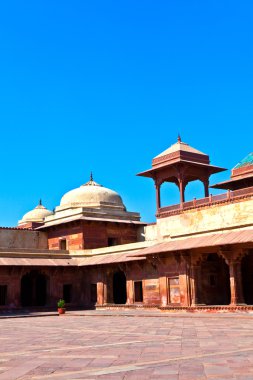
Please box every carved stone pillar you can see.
[219,249,245,306]
[203,178,209,198]
[229,261,245,305]
[159,276,168,307]
[179,179,185,205]
[97,282,104,305]
[126,280,134,304]
[155,181,161,212]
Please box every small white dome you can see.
[19,201,53,224]
[60,175,126,211]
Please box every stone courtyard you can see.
[0,311,252,379]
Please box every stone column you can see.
[179,179,185,205]
[191,265,202,306]
[103,281,108,305]
[97,282,104,305]
[229,261,245,305]
[159,276,168,306]
[203,178,209,198]
[155,182,161,212]
[126,279,134,304]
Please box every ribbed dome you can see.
[19,201,53,225]
[60,175,126,211]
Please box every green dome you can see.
[234,152,253,169]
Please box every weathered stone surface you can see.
[0,312,253,379]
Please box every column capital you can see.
[154,179,163,188]
[218,247,246,265]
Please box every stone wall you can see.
[157,197,253,239]
[0,266,85,309]
[144,223,157,241]
[47,220,142,250]
[0,229,48,249]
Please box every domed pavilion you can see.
[37,174,144,250]
[18,200,53,228]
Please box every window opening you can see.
[108,237,118,246]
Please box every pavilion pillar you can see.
[191,264,202,306]
[179,179,185,205]
[229,261,245,305]
[155,181,161,212]
[204,178,209,198]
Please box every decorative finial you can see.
[178,134,181,143]
[39,199,42,206]
[90,172,93,181]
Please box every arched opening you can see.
[36,273,47,306]
[200,253,230,305]
[113,271,127,304]
[160,181,180,207]
[184,180,206,202]
[242,251,253,304]
[21,271,48,307]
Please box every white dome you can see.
[60,176,126,211]
[19,201,53,224]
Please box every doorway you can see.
[21,271,48,307]
[113,271,127,304]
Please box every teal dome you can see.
[234,152,253,169]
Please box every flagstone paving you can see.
[0,311,252,379]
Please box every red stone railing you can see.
[157,186,253,218]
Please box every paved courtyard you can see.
[0,311,253,379]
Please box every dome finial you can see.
[178,134,181,143]
[39,199,42,206]
[83,172,101,187]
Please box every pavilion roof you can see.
[137,137,226,179]
[154,140,206,159]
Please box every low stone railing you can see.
[157,186,253,218]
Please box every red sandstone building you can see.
[1,137,253,311]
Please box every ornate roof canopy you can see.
[211,152,253,190]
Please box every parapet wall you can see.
[156,197,253,239]
[0,228,48,249]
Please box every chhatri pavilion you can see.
[0,137,253,311]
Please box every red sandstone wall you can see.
[47,221,139,250]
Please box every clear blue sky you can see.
[0,0,253,226]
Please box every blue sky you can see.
[0,0,253,226]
